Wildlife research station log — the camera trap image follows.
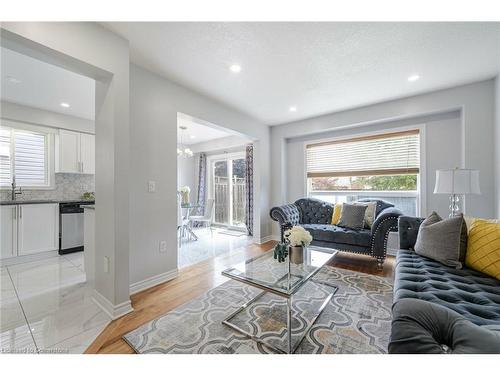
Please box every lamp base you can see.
[449,194,461,217]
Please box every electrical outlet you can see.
[103,256,110,273]
[148,180,156,193]
[159,240,167,253]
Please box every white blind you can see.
[14,130,47,186]
[0,128,12,186]
[0,126,48,187]
[306,130,420,177]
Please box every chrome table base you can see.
[222,277,337,354]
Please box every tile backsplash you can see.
[0,173,95,202]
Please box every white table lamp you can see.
[433,168,480,217]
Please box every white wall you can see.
[286,111,461,218]
[1,101,95,134]
[190,135,250,154]
[495,76,500,219]
[177,156,196,191]
[129,63,270,286]
[1,22,132,317]
[271,79,496,236]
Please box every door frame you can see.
[206,151,246,231]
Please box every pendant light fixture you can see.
[177,125,194,157]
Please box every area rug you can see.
[124,266,393,354]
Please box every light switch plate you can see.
[103,256,110,273]
[159,240,167,253]
[148,180,156,193]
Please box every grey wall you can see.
[2,22,132,314]
[271,79,496,236]
[129,63,270,286]
[496,76,500,218]
[1,101,95,134]
[286,111,461,218]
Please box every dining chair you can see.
[177,193,190,244]
[189,198,214,231]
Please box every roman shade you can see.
[306,130,420,178]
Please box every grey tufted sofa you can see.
[269,198,402,267]
[389,216,500,353]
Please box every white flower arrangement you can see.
[180,186,191,193]
[284,226,313,247]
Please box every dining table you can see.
[180,202,204,241]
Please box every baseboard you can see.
[129,268,178,295]
[92,289,133,320]
[256,235,279,244]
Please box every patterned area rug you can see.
[124,266,393,354]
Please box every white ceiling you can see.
[177,115,234,145]
[1,47,95,120]
[104,22,500,125]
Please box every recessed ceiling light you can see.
[408,74,420,82]
[289,106,297,112]
[60,102,70,108]
[229,64,242,73]
[190,135,196,139]
[6,76,21,84]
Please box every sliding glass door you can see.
[209,153,246,230]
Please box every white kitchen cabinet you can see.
[0,205,18,259]
[17,204,59,256]
[57,130,95,174]
[58,129,80,173]
[80,133,95,174]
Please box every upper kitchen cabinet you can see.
[56,129,95,174]
[80,133,95,174]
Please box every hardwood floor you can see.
[85,243,394,354]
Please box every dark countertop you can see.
[0,199,95,206]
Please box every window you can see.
[306,129,420,215]
[0,126,50,188]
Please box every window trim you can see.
[0,119,55,190]
[303,124,426,216]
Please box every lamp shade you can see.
[433,169,481,195]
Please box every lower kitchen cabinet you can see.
[0,205,18,259]
[0,203,59,259]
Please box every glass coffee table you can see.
[221,246,338,354]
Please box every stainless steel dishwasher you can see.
[59,202,84,254]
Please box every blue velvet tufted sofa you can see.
[269,198,402,267]
[389,216,500,353]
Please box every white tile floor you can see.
[178,227,253,269]
[0,252,110,354]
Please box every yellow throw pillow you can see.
[465,219,500,280]
[464,216,499,234]
[331,203,342,225]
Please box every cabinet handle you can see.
[19,206,22,219]
[13,206,16,220]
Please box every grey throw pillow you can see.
[338,203,367,230]
[414,211,468,269]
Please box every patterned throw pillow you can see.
[414,212,467,269]
[331,203,342,225]
[337,203,367,230]
[465,220,500,280]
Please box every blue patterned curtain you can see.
[196,153,207,216]
[245,144,254,236]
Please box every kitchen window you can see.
[0,125,52,188]
[306,129,421,216]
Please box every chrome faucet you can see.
[11,176,22,201]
